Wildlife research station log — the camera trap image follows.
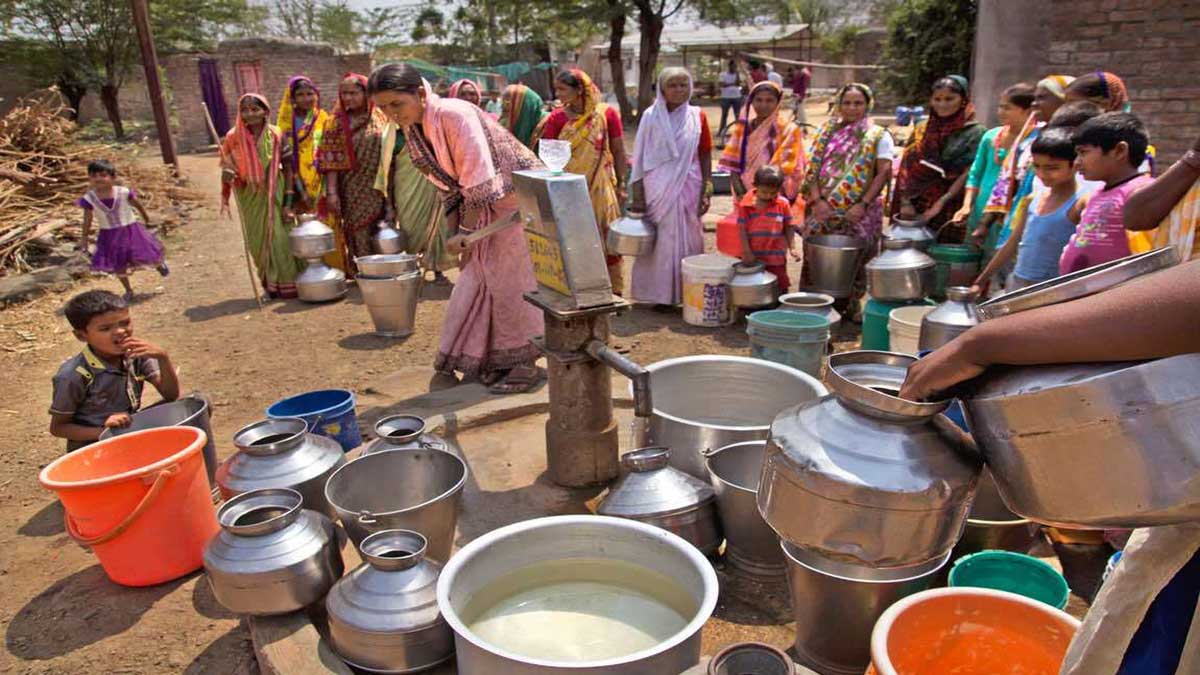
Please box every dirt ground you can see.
[0,116,836,673]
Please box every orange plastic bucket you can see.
[866,587,1080,675]
[39,427,219,586]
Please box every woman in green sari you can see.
[375,121,455,283]
[500,83,548,149]
[220,93,303,298]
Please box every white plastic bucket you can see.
[888,305,934,355]
[682,253,737,327]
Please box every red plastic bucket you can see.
[39,427,219,586]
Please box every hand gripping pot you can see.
[203,488,344,615]
[757,351,982,567]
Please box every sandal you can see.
[479,369,508,386]
[488,365,543,395]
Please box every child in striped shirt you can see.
[737,165,801,291]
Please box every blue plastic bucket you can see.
[266,389,361,452]
[746,310,830,377]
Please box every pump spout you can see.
[585,339,653,418]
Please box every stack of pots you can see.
[758,351,981,674]
[289,214,347,303]
[216,417,347,519]
[886,218,935,252]
[355,254,422,337]
[705,441,785,578]
[863,238,937,351]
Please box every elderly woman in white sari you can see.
[629,67,714,307]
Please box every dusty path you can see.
[0,148,770,672]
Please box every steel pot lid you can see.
[977,247,1179,321]
[610,212,656,236]
[598,447,716,518]
[730,263,777,286]
[824,351,950,421]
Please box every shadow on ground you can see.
[17,501,65,537]
[6,566,189,660]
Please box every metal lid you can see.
[924,290,980,329]
[824,351,950,421]
[598,447,716,518]
[867,241,937,271]
[734,261,765,275]
[977,247,1179,321]
[882,237,918,251]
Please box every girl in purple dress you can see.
[76,160,168,301]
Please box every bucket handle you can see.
[358,511,377,525]
[64,465,180,547]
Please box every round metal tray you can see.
[977,247,1179,321]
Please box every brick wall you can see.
[976,0,1200,166]
[1044,0,1200,165]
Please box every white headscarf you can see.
[630,68,701,185]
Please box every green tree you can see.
[6,0,259,137]
[880,0,976,103]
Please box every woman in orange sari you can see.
[317,73,388,275]
[539,69,628,293]
[718,80,807,214]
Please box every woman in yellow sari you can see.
[539,69,628,293]
[277,76,329,214]
[718,80,807,215]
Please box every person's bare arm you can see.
[699,147,713,215]
[129,194,152,225]
[609,132,628,204]
[49,413,112,442]
[124,339,180,402]
[1124,143,1200,231]
[900,259,1200,400]
[924,171,970,222]
[78,210,93,252]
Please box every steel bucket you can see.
[324,448,467,562]
[100,394,217,483]
[633,355,827,479]
[704,441,784,578]
[783,543,947,675]
[802,234,864,299]
[357,271,421,337]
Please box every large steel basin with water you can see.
[634,355,827,479]
[436,515,717,674]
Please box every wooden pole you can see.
[202,101,264,310]
[130,0,178,172]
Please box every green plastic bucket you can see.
[747,310,830,377]
[862,297,933,351]
[931,244,982,299]
[949,550,1070,609]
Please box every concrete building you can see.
[972,0,1200,164]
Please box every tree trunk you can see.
[607,0,633,124]
[99,84,125,139]
[57,76,87,122]
[635,6,663,117]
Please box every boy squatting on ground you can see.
[49,290,180,452]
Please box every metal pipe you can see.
[585,339,653,418]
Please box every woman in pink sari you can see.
[369,63,544,393]
[629,68,713,307]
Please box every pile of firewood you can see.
[0,89,202,275]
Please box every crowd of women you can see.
[218,61,1197,396]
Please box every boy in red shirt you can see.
[737,165,801,291]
